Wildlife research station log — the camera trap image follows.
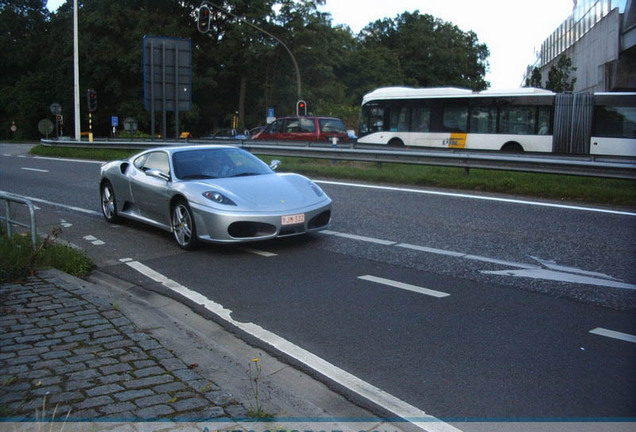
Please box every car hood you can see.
[184,173,328,212]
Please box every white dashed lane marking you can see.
[358,275,450,298]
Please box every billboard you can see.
[143,35,192,112]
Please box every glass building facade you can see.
[539,0,628,67]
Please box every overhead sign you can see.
[143,35,192,113]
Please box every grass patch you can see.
[0,227,94,283]
[30,145,636,207]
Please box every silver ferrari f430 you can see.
[99,145,332,249]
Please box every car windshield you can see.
[172,148,273,180]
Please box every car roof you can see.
[140,145,237,154]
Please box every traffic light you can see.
[198,5,211,33]
[296,100,307,116]
[87,89,97,112]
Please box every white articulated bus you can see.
[357,87,636,156]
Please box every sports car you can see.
[99,145,331,249]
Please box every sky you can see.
[45,0,575,89]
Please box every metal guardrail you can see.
[40,138,636,180]
[0,191,38,250]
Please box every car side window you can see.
[269,119,284,133]
[300,118,316,132]
[319,118,346,133]
[285,119,301,133]
[136,152,170,175]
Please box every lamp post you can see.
[199,2,302,101]
[73,0,80,140]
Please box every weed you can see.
[246,357,274,419]
[35,396,71,431]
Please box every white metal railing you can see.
[0,191,38,250]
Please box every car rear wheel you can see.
[100,181,120,223]
[172,199,198,250]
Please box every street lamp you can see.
[198,2,302,101]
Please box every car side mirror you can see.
[145,169,170,181]
[269,160,281,171]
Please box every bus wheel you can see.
[388,138,404,148]
[501,142,524,153]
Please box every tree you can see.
[0,0,51,139]
[525,66,543,88]
[545,54,577,93]
[358,11,490,91]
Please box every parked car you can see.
[252,116,350,143]
[99,145,332,249]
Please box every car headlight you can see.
[202,191,237,206]
[310,181,324,197]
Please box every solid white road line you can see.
[122,259,461,432]
[589,328,636,344]
[33,155,104,164]
[21,167,49,173]
[316,180,636,217]
[359,275,450,298]
[322,230,397,245]
[237,247,277,257]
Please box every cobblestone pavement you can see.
[0,271,246,421]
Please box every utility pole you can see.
[73,0,81,141]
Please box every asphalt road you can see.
[1,143,635,423]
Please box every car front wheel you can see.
[172,199,198,250]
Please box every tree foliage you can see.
[545,55,577,93]
[523,55,577,92]
[525,66,543,88]
[0,0,491,139]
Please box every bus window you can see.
[390,106,410,132]
[411,106,430,132]
[469,107,496,133]
[443,106,468,132]
[499,106,536,135]
[594,106,636,138]
[359,104,384,134]
[537,107,551,135]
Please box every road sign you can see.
[124,117,138,132]
[111,116,119,127]
[49,103,62,115]
[38,119,54,136]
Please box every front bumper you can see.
[189,200,332,244]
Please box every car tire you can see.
[172,199,198,250]
[100,181,120,223]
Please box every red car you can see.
[252,116,350,143]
